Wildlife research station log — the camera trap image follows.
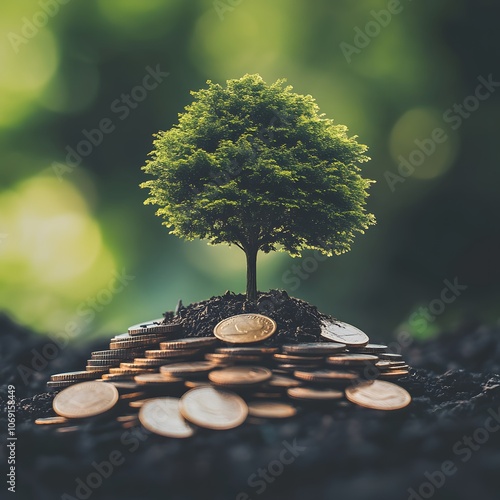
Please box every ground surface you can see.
[1,291,500,500]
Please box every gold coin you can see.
[131,358,170,367]
[53,381,119,419]
[128,319,182,335]
[293,369,359,384]
[128,398,152,408]
[145,348,200,359]
[91,349,144,359]
[35,416,69,425]
[378,353,404,361]
[204,357,232,367]
[375,361,392,369]
[110,334,167,343]
[215,347,279,355]
[139,398,194,438]
[326,353,379,366]
[273,353,324,364]
[320,320,369,347]
[119,392,146,400]
[51,371,103,382]
[160,361,217,379]
[378,370,410,379]
[184,380,212,389]
[379,364,409,371]
[349,343,388,353]
[267,375,302,389]
[287,387,344,401]
[390,365,409,371]
[205,353,263,364]
[247,401,297,418]
[214,314,277,344]
[87,359,121,366]
[160,337,218,350]
[120,363,154,370]
[281,342,346,355]
[209,366,272,386]
[179,387,248,430]
[109,338,167,350]
[111,333,167,342]
[86,365,114,372]
[102,373,135,381]
[109,367,155,375]
[201,358,232,367]
[129,398,159,408]
[345,380,411,410]
[134,373,183,385]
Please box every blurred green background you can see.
[0,0,498,341]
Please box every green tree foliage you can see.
[141,74,375,301]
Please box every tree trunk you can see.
[245,245,258,302]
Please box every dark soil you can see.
[1,291,500,500]
[171,289,328,345]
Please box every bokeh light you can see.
[0,5,59,127]
[0,0,497,340]
[96,0,179,39]
[0,175,116,333]
[389,107,458,181]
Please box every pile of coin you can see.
[40,314,412,437]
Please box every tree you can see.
[141,74,376,301]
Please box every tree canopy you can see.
[141,74,375,300]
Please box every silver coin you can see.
[378,353,404,361]
[128,318,182,335]
[281,342,346,355]
[326,353,379,366]
[349,343,388,354]
[139,398,194,438]
[320,320,369,347]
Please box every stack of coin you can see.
[43,314,413,436]
[48,319,184,387]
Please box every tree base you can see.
[172,288,331,345]
[3,298,500,500]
